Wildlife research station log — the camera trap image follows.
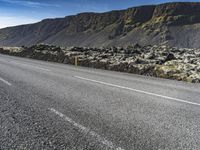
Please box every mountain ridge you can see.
[1,2,200,48]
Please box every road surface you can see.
[0,54,200,150]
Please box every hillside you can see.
[1,2,200,48]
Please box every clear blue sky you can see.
[0,0,199,28]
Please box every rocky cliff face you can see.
[1,2,200,48]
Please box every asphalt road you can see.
[0,54,200,150]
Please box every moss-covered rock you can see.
[0,44,199,83]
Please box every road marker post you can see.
[75,56,78,66]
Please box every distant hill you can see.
[1,2,200,48]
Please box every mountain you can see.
[1,2,200,48]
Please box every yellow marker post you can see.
[75,56,78,66]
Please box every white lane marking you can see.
[0,77,12,86]
[10,61,51,72]
[49,108,124,150]
[74,76,200,106]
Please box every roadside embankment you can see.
[0,44,200,83]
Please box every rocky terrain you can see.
[1,2,200,48]
[0,44,200,83]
